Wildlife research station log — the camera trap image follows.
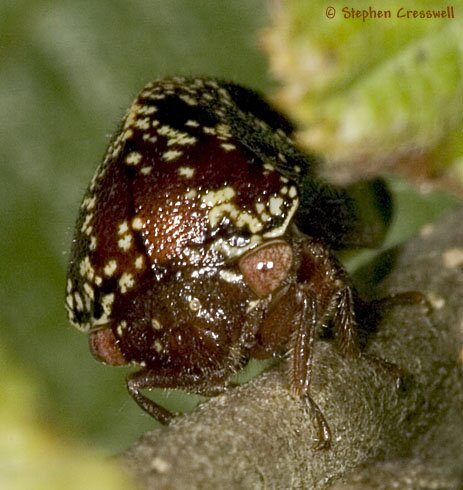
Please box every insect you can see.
[65,77,419,448]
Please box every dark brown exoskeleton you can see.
[66,77,423,448]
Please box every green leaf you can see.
[265,0,463,182]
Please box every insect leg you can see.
[127,367,231,424]
[290,291,332,449]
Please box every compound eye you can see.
[238,241,293,298]
[89,328,127,366]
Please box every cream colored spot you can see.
[153,340,164,353]
[125,151,142,166]
[178,166,195,178]
[101,293,115,316]
[211,235,262,260]
[118,233,133,251]
[135,117,150,130]
[263,163,275,172]
[246,299,261,314]
[132,217,144,230]
[79,256,95,281]
[65,293,73,309]
[162,150,183,162]
[135,255,145,269]
[82,195,96,211]
[138,105,157,115]
[118,222,129,235]
[89,236,97,251]
[122,129,134,141]
[263,197,299,238]
[184,188,198,199]
[119,273,135,293]
[221,143,236,152]
[104,260,117,277]
[216,124,231,140]
[189,298,201,311]
[209,203,237,228]
[110,144,122,159]
[235,211,263,233]
[219,269,243,284]
[201,187,235,207]
[141,166,152,175]
[158,125,197,147]
[116,321,127,337]
[151,318,162,330]
[186,120,199,127]
[179,94,198,106]
[269,196,284,216]
[203,126,216,135]
[74,292,84,312]
[142,133,158,143]
[83,282,94,300]
[80,213,93,233]
[443,248,463,268]
[288,186,297,199]
[123,103,140,130]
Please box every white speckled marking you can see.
[269,196,284,216]
[221,143,236,152]
[125,152,142,166]
[178,166,195,178]
[118,222,129,235]
[89,236,97,251]
[189,297,201,311]
[219,269,243,284]
[162,150,183,162]
[263,198,299,238]
[79,256,95,281]
[151,318,162,330]
[83,282,94,300]
[119,273,135,293]
[201,187,235,207]
[135,117,150,130]
[135,255,144,269]
[104,260,117,277]
[118,233,133,251]
[132,217,144,230]
[184,188,198,199]
[288,186,297,198]
[153,340,164,353]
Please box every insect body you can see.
[66,77,393,447]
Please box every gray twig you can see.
[122,206,463,490]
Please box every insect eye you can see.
[238,241,293,298]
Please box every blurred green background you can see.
[1,0,460,468]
